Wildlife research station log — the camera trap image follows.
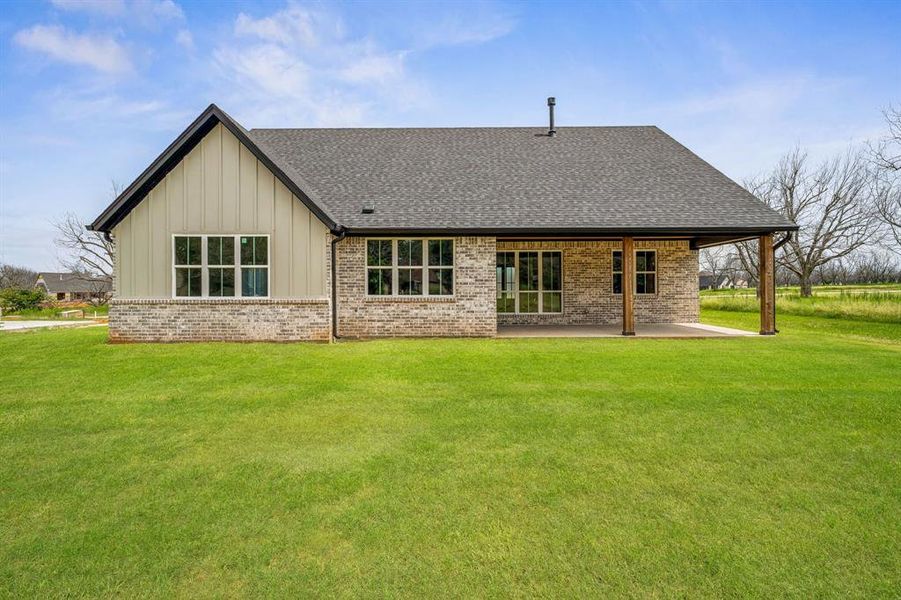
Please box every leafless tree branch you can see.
[52,181,119,282]
[744,147,880,296]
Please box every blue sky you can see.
[1,0,899,270]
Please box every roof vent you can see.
[361,204,375,214]
[547,97,556,137]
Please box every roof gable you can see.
[90,104,337,233]
[93,103,796,236]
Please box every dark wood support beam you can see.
[758,234,776,335]
[622,236,635,336]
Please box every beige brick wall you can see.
[107,236,697,341]
[335,236,497,338]
[108,298,331,342]
[496,240,699,325]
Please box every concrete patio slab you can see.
[496,322,757,338]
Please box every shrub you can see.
[0,288,47,313]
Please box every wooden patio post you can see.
[622,236,635,336]
[758,234,776,335]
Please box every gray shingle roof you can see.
[249,126,796,233]
[36,273,111,294]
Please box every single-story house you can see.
[89,102,796,342]
[699,271,748,290]
[35,272,112,302]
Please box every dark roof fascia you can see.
[89,104,337,233]
[342,225,799,238]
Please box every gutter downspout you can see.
[771,232,792,334]
[330,226,347,341]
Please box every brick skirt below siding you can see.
[109,298,331,342]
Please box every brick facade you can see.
[108,298,331,342]
[335,236,497,338]
[107,236,698,341]
[496,240,699,326]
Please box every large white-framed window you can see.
[172,234,269,298]
[612,249,657,295]
[366,238,454,297]
[496,251,516,313]
[495,250,562,314]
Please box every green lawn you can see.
[2,313,899,597]
[1,304,109,320]
[701,285,901,324]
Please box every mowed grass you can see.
[701,285,901,323]
[1,304,109,320]
[2,314,900,597]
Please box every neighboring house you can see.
[89,102,796,342]
[699,272,748,290]
[698,271,721,290]
[35,272,112,302]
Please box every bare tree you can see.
[870,106,901,253]
[848,250,901,283]
[53,181,119,280]
[0,264,38,289]
[699,245,738,288]
[748,148,879,297]
[871,105,901,172]
[733,239,760,290]
[53,213,114,278]
[814,256,849,285]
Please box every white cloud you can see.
[234,4,319,47]
[211,3,420,127]
[175,28,194,50]
[50,0,126,16]
[51,0,184,26]
[415,5,516,47]
[338,52,407,84]
[645,74,871,181]
[133,0,184,21]
[215,44,310,98]
[665,78,822,118]
[13,25,132,74]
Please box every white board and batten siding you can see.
[113,123,329,299]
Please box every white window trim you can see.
[496,250,563,314]
[611,248,658,296]
[365,238,455,297]
[171,234,271,299]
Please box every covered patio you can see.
[495,232,789,337]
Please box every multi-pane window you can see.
[174,236,202,297]
[519,251,540,313]
[366,239,393,295]
[496,252,516,313]
[612,250,657,295]
[240,236,268,297]
[366,239,454,296]
[173,235,268,298]
[612,251,623,294]
[495,250,562,313]
[542,252,562,312]
[428,240,454,296]
[208,236,235,297]
[398,239,424,295]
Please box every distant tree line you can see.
[702,105,901,295]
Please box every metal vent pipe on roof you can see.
[547,97,556,137]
